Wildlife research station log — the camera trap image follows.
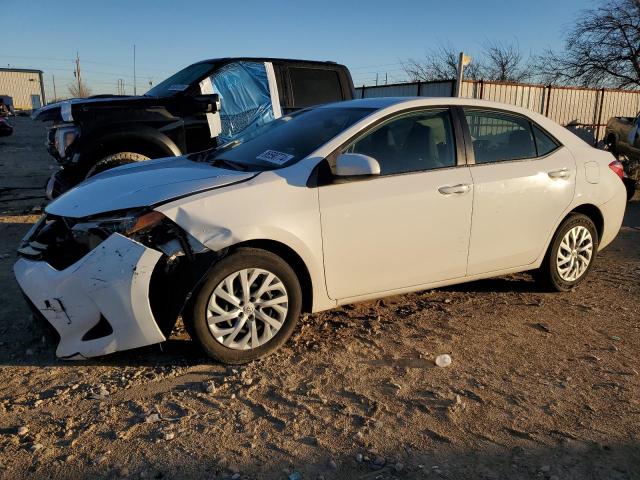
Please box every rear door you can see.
[461,108,576,275]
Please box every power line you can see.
[349,61,405,71]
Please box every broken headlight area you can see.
[17,215,91,270]
[17,209,210,271]
[17,209,221,338]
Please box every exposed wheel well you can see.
[93,138,170,161]
[567,204,604,241]
[231,240,313,313]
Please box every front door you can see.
[462,108,576,275]
[319,108,473,300]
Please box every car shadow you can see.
[0,337,215,368]
[440,273,542,294]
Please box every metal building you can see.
[0,68,46,111]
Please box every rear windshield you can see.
[145,62,215,97]
[209,107,375,170]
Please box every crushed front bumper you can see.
[14,233,166,359]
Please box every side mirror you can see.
[193,93,221,113]
[335,153,381,177]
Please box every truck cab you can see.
[33,58,354,198]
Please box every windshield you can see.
[208,107,375,170]
[145,62,215,97]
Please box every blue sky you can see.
[1,0,593,99]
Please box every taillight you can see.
[608,160,625,180]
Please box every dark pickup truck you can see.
[604,113,640,198]
[33,57,354,198]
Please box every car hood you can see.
[46,156,257,218]
[32,95,169,122]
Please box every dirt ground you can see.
[0,117,639,480]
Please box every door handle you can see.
[548,168,570,180]
[438,183,471,195]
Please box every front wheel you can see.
[535,213,599,291]
[184,248,302,364]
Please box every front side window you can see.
[209,61,276,144]
[344,109,456,175]
[465,110,537,163]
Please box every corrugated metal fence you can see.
[355,79,640,144]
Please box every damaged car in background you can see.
[32,57,354,199]
[0,117,13,136]
[15,97,627,364]
[605,112,640,199]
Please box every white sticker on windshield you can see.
[168,84,189,91]
[256,150,294,165]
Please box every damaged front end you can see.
[14,209,221,359]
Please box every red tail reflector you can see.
[608,160,625,180]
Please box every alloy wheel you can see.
[556,225,593,282]
[206,268,289,350]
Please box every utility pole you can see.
[385,73,388,85]
[375,73,378,86]
[133,44,137,96]
[74,52,82,97]
[52,74,57,101]
[455,52,472,97]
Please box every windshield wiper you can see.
[209,158,248,171]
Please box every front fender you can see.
[78,124,183,164]
[155,171,336,312]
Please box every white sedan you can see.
[14,97,627,363]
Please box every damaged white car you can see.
[14,98,627,364]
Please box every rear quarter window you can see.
[289,68,343,108]
[532,124,560,156]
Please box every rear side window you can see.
[532,124,559,156]
[465,110,536,163]
[289,68,343,108]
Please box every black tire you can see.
[535,213,599,292]
[184,248,302,364]
[85,152,150,178]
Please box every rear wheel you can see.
[184,248,302,364]
[535,213,599,291]
[85,152,150,178]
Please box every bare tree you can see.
[403,43,483,81]
[482,40,531,82]
[534,0,640,88]
[403,40,530,83]
[67,79,91,98]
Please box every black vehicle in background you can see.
[33,57,354,198]
[0,117,12,137]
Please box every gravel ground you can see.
[0,117,639,480]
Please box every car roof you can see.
[193,57,346,68]
[318,97,588,148]
[319,96,538,111]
